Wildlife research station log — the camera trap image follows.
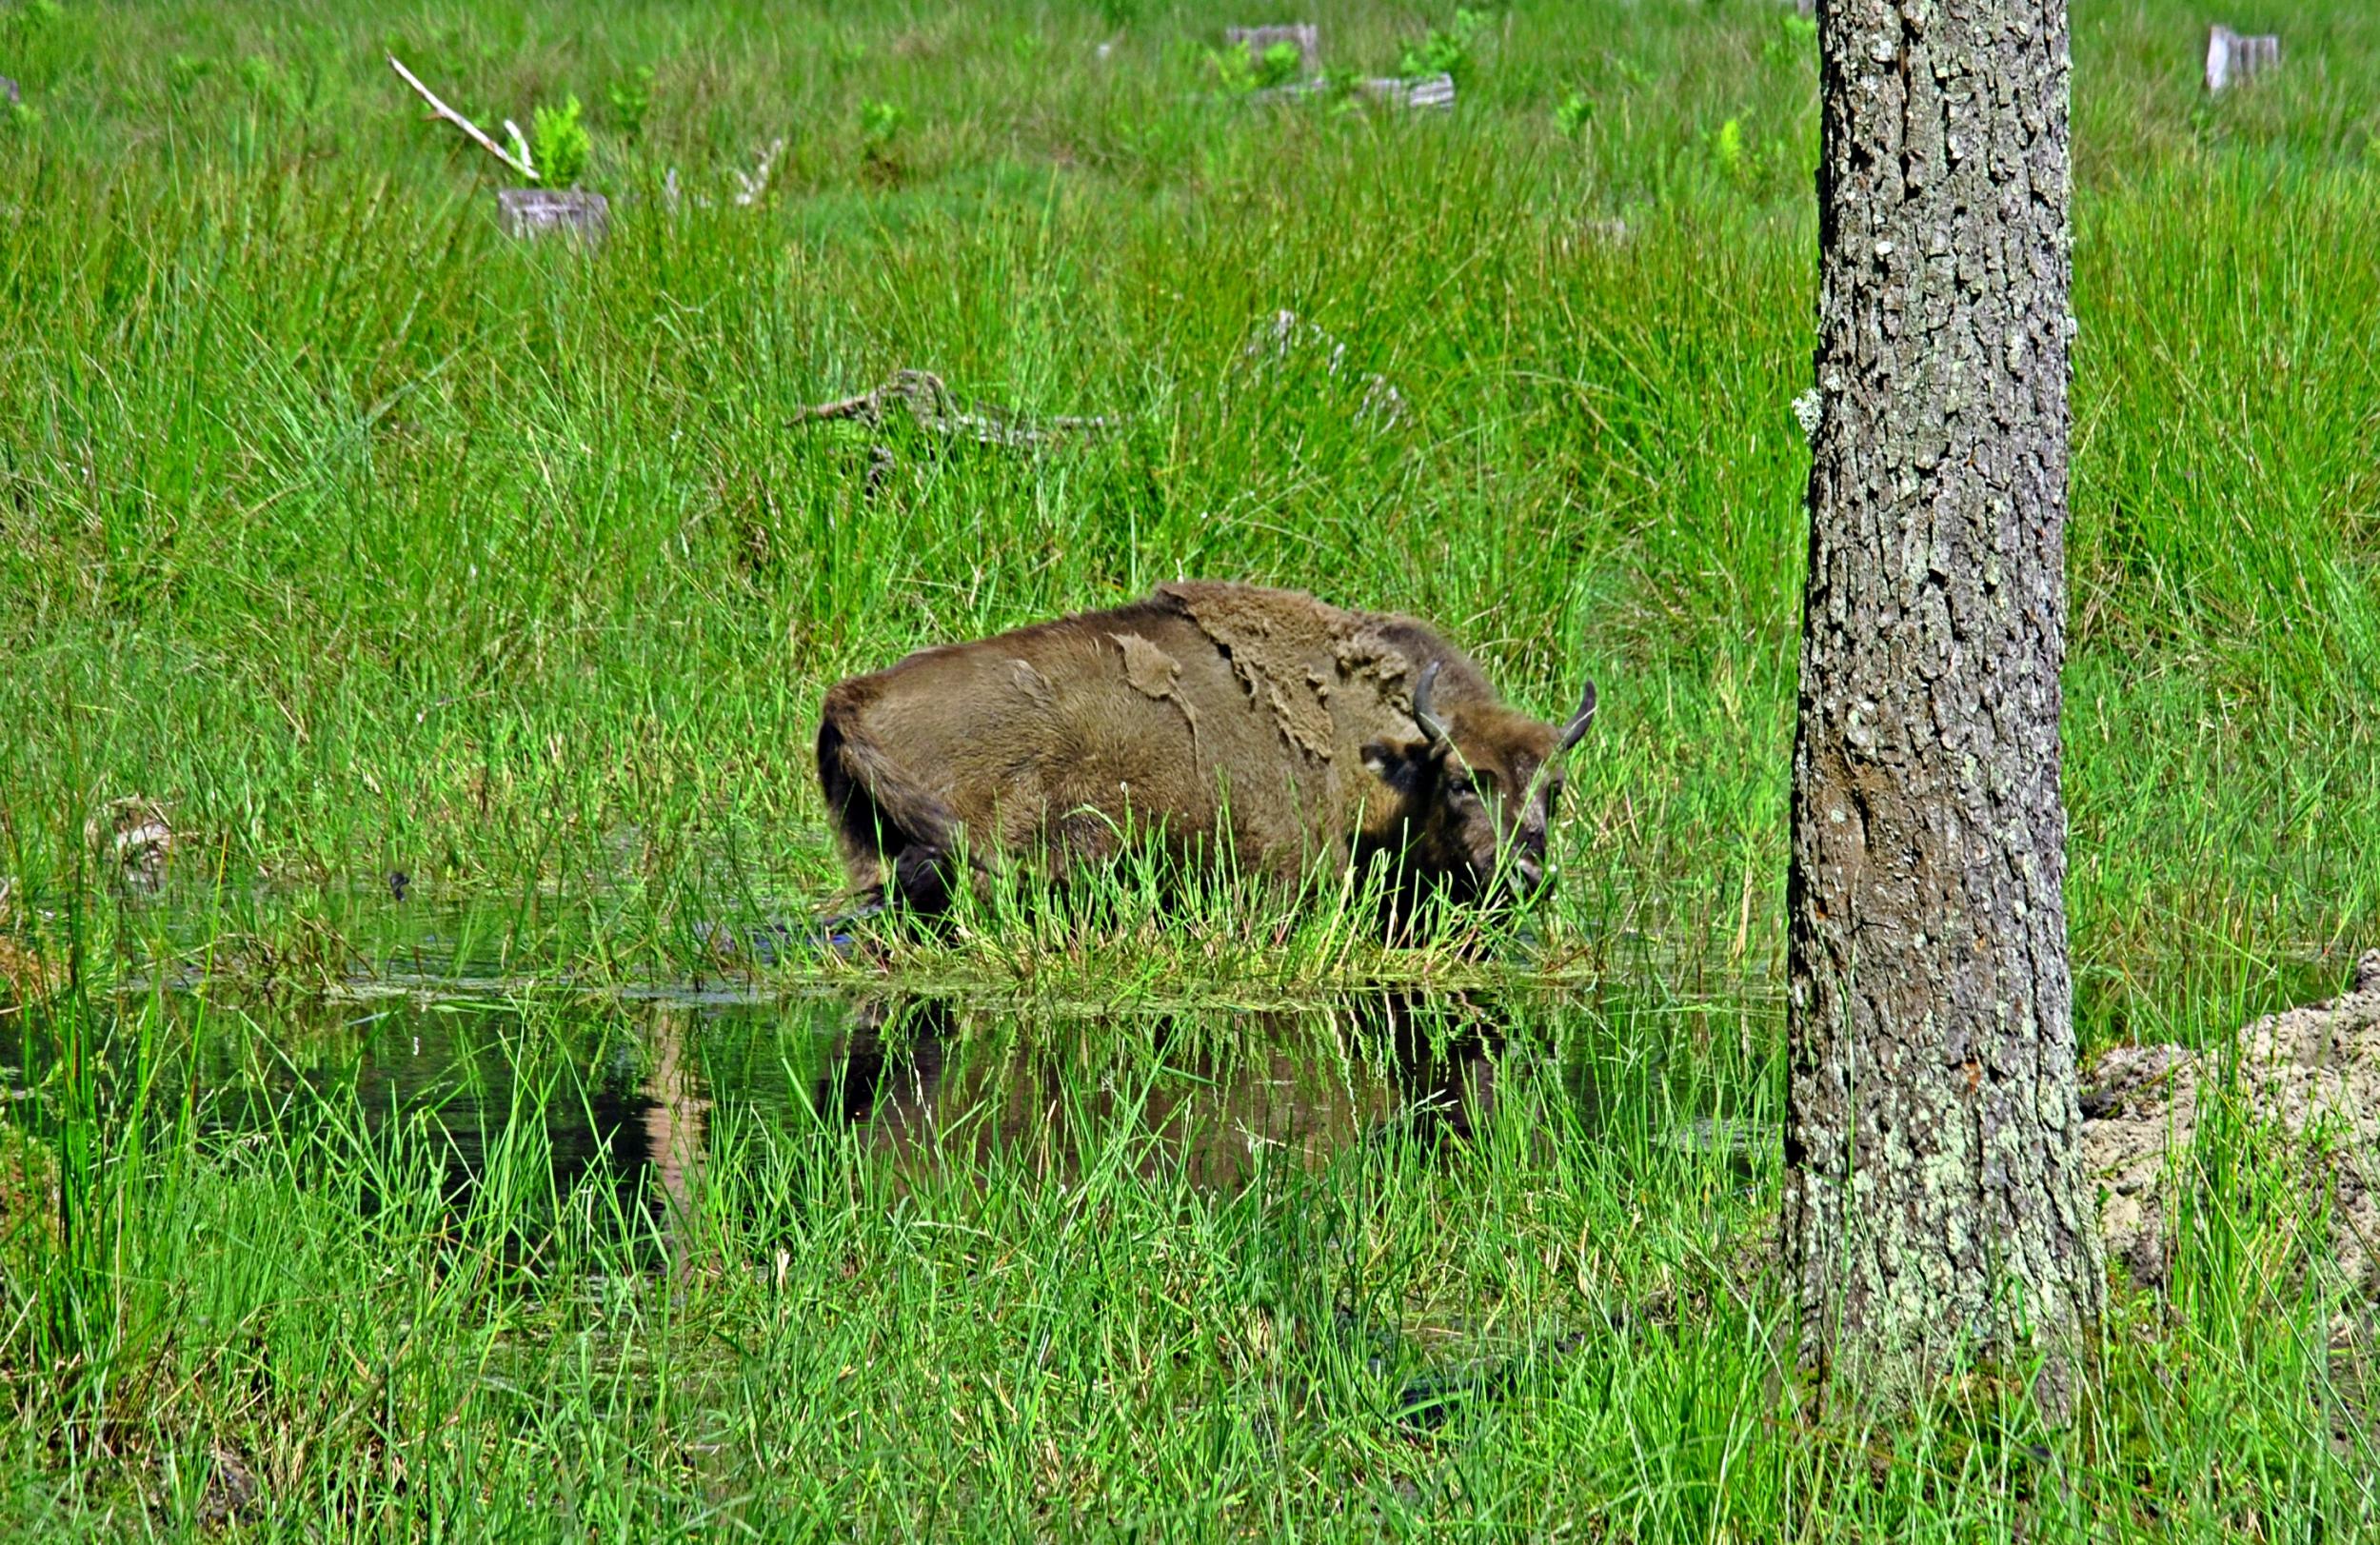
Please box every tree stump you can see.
[495,188,610,246]
[1224,24,1320,77]
[2205,26,2280,93]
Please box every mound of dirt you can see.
[2084,950,2380,1294]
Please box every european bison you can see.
[816,582,1595,919]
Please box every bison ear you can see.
[1360,739,1429,793]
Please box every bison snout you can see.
[1511,855,1548,899]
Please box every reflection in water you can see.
[640,1005,709,1252]
[818,993,1509,1191]
[161,990,1533,1233]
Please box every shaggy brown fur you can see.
[817,582,1595,917]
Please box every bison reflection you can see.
[813,993,1506,1190]
[819,583,1595,923]
[176,990,1522,1261]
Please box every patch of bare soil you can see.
[2084,950,2380,1297]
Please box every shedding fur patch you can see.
[1008,657,1058,707]
[1113,631,1181,699]
[1160,583,1340,763]
[1110,631,1202,750]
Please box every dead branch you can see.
[734,139,787,207]
[388,54,538,181]
[787,369,1120,449]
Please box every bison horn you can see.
[1412,661,1453,745]
[1557,680,1597,753]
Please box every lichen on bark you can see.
[1784,0,2105,1415]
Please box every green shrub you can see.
[1256,40,1304,88]
[859,97,904,144]
[532,93,591,186]
[1398,7,1487,82]
[605,66,652,141]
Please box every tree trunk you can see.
[1785,0,2104,1411]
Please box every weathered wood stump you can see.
[1224,23,1319,76]
[1356,72,1455,110]
[496,188,610,245]
[2085,951,2380,1298]
[1246,72,1454,111]
[2205,26,2280,93]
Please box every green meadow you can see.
[2,0,2377,1535]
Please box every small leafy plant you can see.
[1707,115,1747,183]
[605,66,652,141]
[532,94,591,186]
[1398,7,1487,82]
[1256,40,1305,88]
[1554,90,1592,137]
[859,97,904,145]
[1699,114,1789,191]
[1208,39,1305,96]
[1208,42,1255,95]
[1764,10,1817,66]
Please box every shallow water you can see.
[190,991,1532,1207]
[18,977,1779,1248]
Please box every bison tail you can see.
[817,693,963,910]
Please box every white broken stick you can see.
[1246,309,1408,426]
[503,118,535,173]
[734,138,787,207]
[388,54,538,180]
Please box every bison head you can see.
[1359,662,1597,904]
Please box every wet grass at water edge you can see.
[7,982,2377,1536]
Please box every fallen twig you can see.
[388,54,538,180]
[1246,310,1408,426]
[788,369,1120,449]
[734,138,787,207]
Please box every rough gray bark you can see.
[1784,0,2104,1410]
